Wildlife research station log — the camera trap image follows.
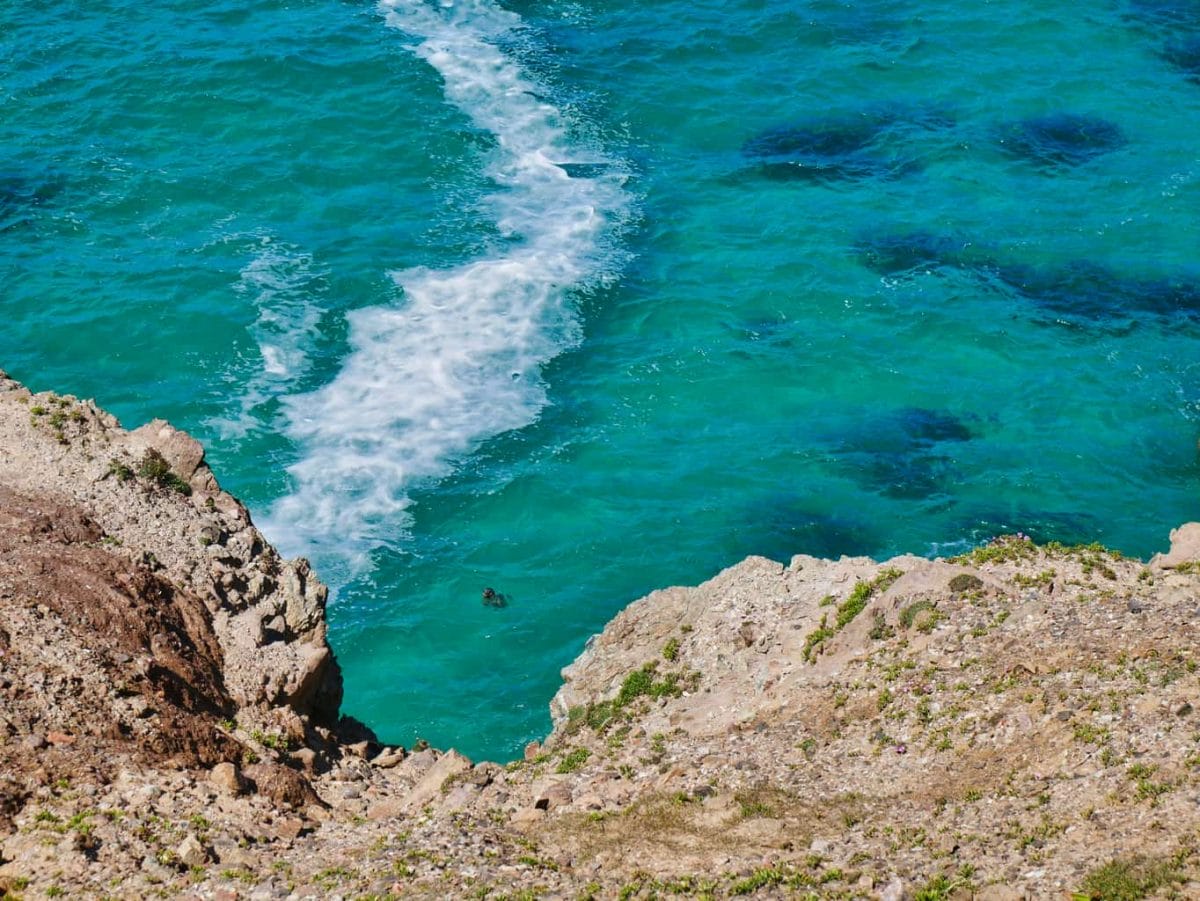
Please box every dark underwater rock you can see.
[995,112,1126,169]
[740,102,953,184]
[991,260,1200,321]
[722,316,795,348]
[1127,0,1200,29]
[743,118,880,160]
[838,407,974,456]
[733,500,883,561]
[750,156,922,184]
[741,117,891,183]
[0,172,65,231]
[862,451,956,500]
[1164,34,1200,80]
[896,407,974,445]
[828,407,974,500]
[855,231,967,276]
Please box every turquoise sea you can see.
[3,0,1199,760]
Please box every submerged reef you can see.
[994,112,1126,169]
[991,260,1200,322]
[0,172,64,231]
[740,102,955,184]
[855,230,971,277]
[857,226,1200,328]
[828,407,975,500]
[1164,34,1200,80]
[1122,1,1200,83]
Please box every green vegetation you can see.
[804,568,903,662]
[556,748,590,774]
[249,728,291,752]
[729,867,790,895]
[1126,763,1172,802]
[1016,541,1123,580]
[947,573,983,593]
[616,662,689,706]
[1072,722,1110,745]
[868,611,895,640]
[913,867,976,901]
[564,701,617,735]
[899,599,940,632]
[1012,569,1056,588]
[951,536,1036,566]
[735,792,776,819]
[137,449,192,496]
[1075,855,1185,900]
[564,661,698,737]
[662,637,680,662]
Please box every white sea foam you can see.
[263,0,630,577]
[210,234,327,441]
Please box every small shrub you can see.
[730,866,786,894]
[108,460,135,482]
[913,874,955,901]
[662,637,680,662]
[616,665,655,707]
[1013,569,1056,588]
[556,748,590,774]
[137,449,192,496]
[836,581,873,629]
[948,573,983,593]
[249,728,290,752]
[1073,722,1110,745]
[868,611,895,640]
[614,662,689,708]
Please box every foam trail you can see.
[210,234,327,441]
[263,0,630,578]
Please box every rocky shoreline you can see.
[2,370,1199,899]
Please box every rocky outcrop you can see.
[3,369,1200,900]
[0,372,342,729]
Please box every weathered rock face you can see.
[0,372,342,727]
[0,486,243,827]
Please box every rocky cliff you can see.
[1,370,1199,900]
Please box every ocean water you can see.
[3,0,1199,760]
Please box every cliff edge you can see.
[2,371,1200,900]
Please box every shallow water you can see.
[3,0,1199,760]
